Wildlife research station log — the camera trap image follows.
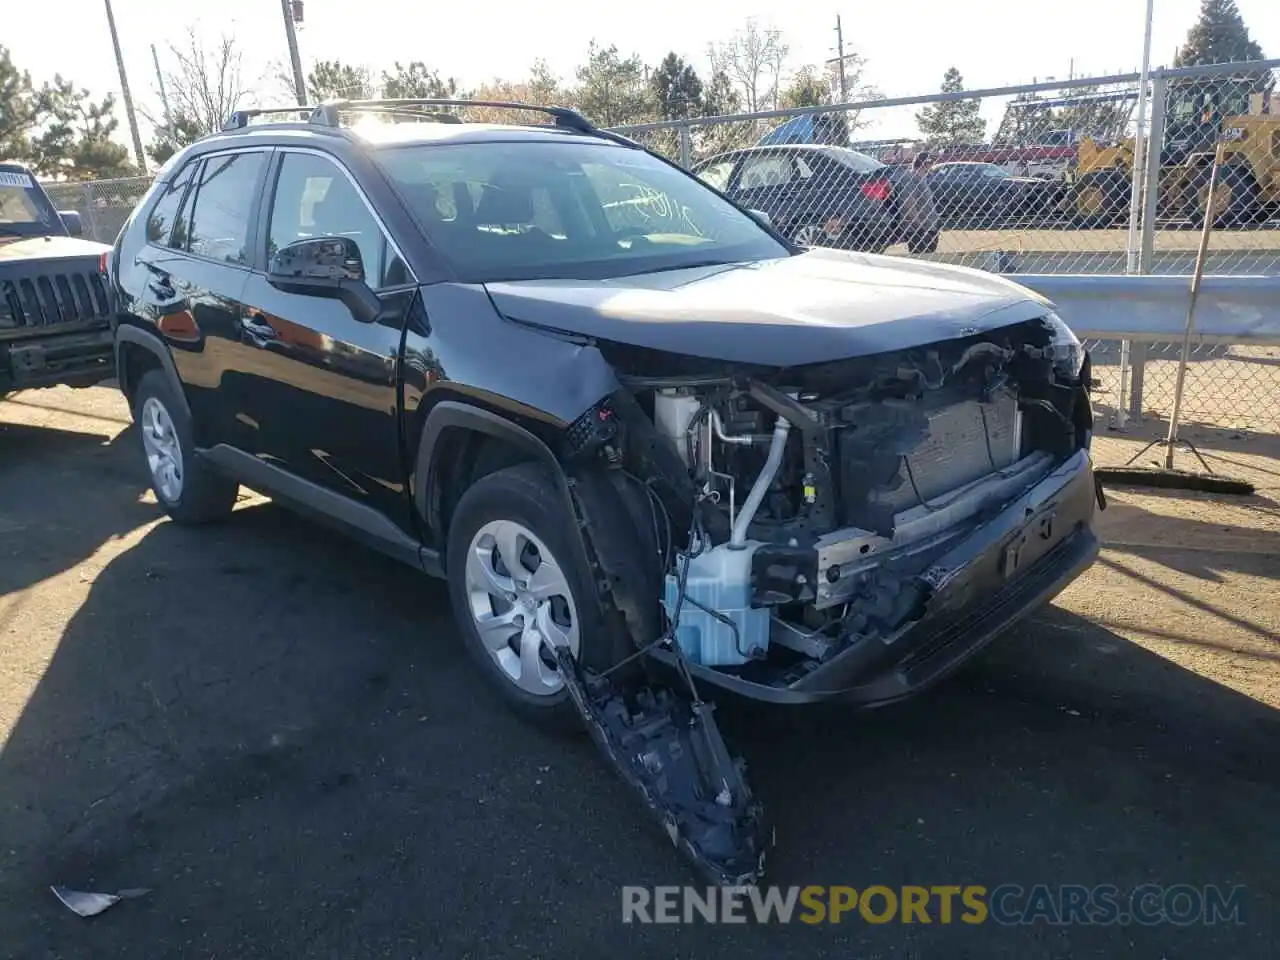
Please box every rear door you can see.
[130,148,270,448]
[234,148,415,528]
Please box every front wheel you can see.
[445,463,627,731]
[907,228,940,255]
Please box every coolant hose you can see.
[730,416,791,548]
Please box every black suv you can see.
[109,99,1100,882]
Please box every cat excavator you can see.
[1071,71,1280,228]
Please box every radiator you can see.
[875,396,1022,513]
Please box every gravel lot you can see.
[2,385,1277,959]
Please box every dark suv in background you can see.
[692,144,941,254]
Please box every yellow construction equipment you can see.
[1072,74,1279,228]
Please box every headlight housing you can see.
[1042,311,1085,379]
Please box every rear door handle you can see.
[146,273,175,299]
[240,313,278,343]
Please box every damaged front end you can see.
[547,311,1100,885]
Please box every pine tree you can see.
[573,42,652,127]
[915,67,986,147]
[1175,0,1263,66]
[651,53,703,121]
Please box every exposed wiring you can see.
[684,595,743,658]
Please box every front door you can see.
[235,149,415,528]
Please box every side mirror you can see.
[58,210,83,237]
[267,236,380,323]
[748,208,773,229]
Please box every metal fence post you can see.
[677,122,693,169]
[80,182,99,242]
[1128,73,1167,422]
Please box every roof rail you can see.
[223,106,318,130]
[306,98,597,133]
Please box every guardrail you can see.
[1020,274,1280,344]
[1019,273,1280,437]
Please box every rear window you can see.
[824,147,886,174]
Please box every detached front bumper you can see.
[650,449,1100,706]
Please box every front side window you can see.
[697,160,736,192]
[268,152,394,286]
[186,151,266,265]
[376,139,787,282]
[146,161,197,247]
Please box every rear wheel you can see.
[790,222,827,248]
[446,463,627,731]
[132,369,238,524]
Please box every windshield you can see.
[0,168,62,237]
[375,139,789,282]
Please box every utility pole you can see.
[151,44,173,139]
[103,0,147,172]
[834,15,848,101]
[280,0,307,105]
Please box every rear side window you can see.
[145,161,196,247]
[186,152,266,265]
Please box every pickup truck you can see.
[1,162,115,398]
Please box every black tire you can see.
[907,228,940,255]
[445,462,627,732]
[1073,170,1130,229]
[1188,163,1260,229]
[132,369,239,524]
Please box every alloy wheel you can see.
[140,396,184,503]
[463,519,580,696]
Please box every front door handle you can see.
[240,313,278,343]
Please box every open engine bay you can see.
[551,312,1100,887]
[608,313,1093,677]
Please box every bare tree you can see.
[160,29,250,135]
[708,19,790,113]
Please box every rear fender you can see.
[113,324,190,419]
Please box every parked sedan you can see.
[693,145,941,254]
[925,161,1068,228]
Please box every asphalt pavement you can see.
[1,387,1277,959]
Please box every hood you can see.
[484,249,1054,367]
[0,234,110,264]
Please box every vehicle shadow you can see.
[1,495,1276,957]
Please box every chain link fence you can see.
[42,176,154,247]
[611,61,1280,278]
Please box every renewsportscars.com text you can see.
[621,884,1248,926]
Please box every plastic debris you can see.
[51,885,150,918]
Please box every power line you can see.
[103,0,147,171]
[281,0,307,105]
